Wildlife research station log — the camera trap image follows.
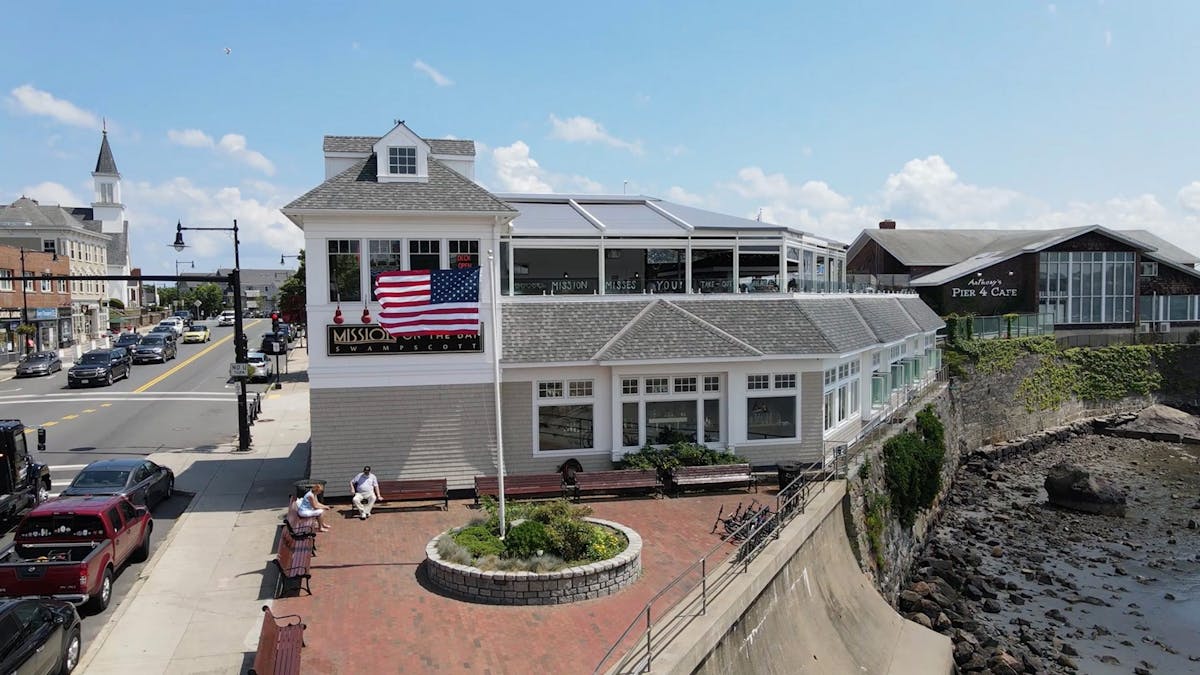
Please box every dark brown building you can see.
[847,223,1200,335]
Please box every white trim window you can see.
[746,372,798,441]
[823,359,861,432]
[327,239,361,303]
[536,379,594,453]
[0,269,11,292]
[620,374,723,448]
[387,146,417,175]
[40,274,51,292]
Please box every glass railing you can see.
[967,313,1055,339]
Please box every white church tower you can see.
[91,129,134,309]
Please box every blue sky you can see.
[3,1,1200,275]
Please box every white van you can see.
[218,310,236,327]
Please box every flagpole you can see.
[488,249,507,539]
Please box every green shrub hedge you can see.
[882,405,946,529]
[617,441,742,472]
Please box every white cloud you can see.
[666,186,706,206]
[492,141,553,193]
[413,59,454,87]
[723,167,850,211]
[17,181,84,206]
[549,115,643,155]
[167,128,214,148]
[1104,30,1112,47]
[166,129,275,175]
[1179,182,1200,212]
[881,155,1023,222]
[6,84,100,128]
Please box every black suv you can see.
[67,348,131,387]
[132,334,177,363]
[0,598,81,675]
[114,332,141,349]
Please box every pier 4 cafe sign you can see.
[327,325,483,355]
[951,276,1017,298]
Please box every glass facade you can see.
[1039,251,1134,324]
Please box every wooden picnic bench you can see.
[248,605,305,675]
[272,525,314,598]
[474,473,567,504]
[572,469,662,501]
[669,464,756,495]
[375,478,449,510]
[283,496,317,556]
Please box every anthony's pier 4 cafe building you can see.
[283,122,944,496]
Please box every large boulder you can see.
[1044,462,1127,517]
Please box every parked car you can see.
[277,322,297,342]
[60,458,174,508]
[217,310,236,327]
[147,325,177,339]
[0,494,152,611]
[246,351,273,382]
[67,349,130,388]
[171,310,193,328]
[132,334,176,363]
[14,351,62,378]
[113,332,142,350]
[0,597,82,674]
[181,325,211,343]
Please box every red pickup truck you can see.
[0,494,152,611]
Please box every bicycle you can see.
[713,500,772,539]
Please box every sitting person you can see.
[350,466,383,520]
[297,483,332,532]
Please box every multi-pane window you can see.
[449,240,480,269]
[368,240,404,301]
[40,274,51,292]
[328,239,361,302]
[703,376,721,392]
[824,358,861,431]
[774,374,796,389]
[24,277,34,292]
[42,240,57,255]
[674,377,697,393]
[622,378,639,395]
[620,374,723,447]
[645,377,668,394]
[747,374,770,390]
[1039,251,1134,324]
[0,270,11,292]
[537,379,594,452]
[409,240,440,270]
[388,147,417,175]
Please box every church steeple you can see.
[94,128,119,176]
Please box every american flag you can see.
[374,268,481,336]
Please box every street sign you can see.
[229,363,249,379]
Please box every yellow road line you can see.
[82,409,96,413]
[134,320,260,393]
[61,414,78,420]
[42,421,57,427]
[100,403,112,407]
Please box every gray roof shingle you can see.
[793,298,880,353]
[322,135,475,156]
[849,298,921,343]
[594,301,762,361]
[284,154,515,213]
[897,297,946,331]
[502,302,652,362]
[681,299,839,355]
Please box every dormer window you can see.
[388,147,417,175]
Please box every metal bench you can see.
[272,525,314,598]
[248,605,305,675]
[669,464,756,495]
[474,473,567,504]
[375,478,448,511]
[572,469,662,501]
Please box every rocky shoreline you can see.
[900,415,1200,674]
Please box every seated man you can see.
[350,466,383,520]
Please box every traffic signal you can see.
[271,311,280,333]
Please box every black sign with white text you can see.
[326,324,484,355]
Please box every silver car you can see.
[15,351,63,377]
[246,351,273,381]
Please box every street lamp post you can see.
[173,219,251,452]
[18,248,29,355]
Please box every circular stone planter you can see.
[424,518,642,605]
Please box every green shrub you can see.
[545,517,595,562]
[618,442,741,472]
[503,520,552,559]
[882,405,946,529]
[453,525,504,557]
[587,526,626,561]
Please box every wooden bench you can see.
[272,525,314,598]
[572,469,662,501]
[669,464,756,495]
[374,478,448,511]
[248,605,305,675]
[474,473,567,504]
[283,497,317,556]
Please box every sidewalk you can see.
[79,348,312,674]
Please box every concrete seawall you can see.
[642,482,953,674]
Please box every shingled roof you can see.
[501,296,935,363]
[322,135,475,156]
[95,131,119,174]
[284,154,514,213]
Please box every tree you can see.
[185,283,225,319]
[276,249,306,325]
[157,287,181,308]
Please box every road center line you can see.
[134,329,237,393]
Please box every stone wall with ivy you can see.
[846,340,1200,603]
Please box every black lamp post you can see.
[280,253,300,266]
[18,248,30,355]
[173,219,251,452]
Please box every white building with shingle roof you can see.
[284,121,944,495]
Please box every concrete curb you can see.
[74,464,217,673]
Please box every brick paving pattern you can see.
[274,491,760,673]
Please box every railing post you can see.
[644,606,652,672]
[701,558,707,613]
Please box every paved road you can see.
[0,318,272,654]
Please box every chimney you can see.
[878,219,896,230]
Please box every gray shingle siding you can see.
[500,382,615,475]
[285,154,514,213]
